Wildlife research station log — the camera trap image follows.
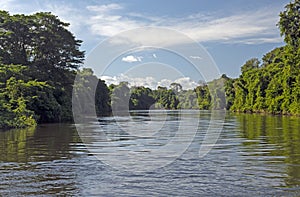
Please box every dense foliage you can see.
[1,0,300,129]
[0,65,38,129]
[72,68,111,117]
[0,11,84,128]
[107,81,225,111]
[107,0,300,115]
[230,0,300,115]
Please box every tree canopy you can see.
[0,11,84,128]
[1,0,300,129]
[279,0,300,47]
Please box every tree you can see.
[0,11,84,77]
[129,86,155,110]
[279,0,300,47]
[195,85,211,110]
[241,58,260,74]
[227,2,300,115]
[177,89,198,109]
[73,68,111,117]
[152,86,179,109]
[95,79,111,116]
[170,82,182,93]
[110,82,131,112]
[224,77,235,110]
[0,11,85,123]
[0,64,50,128]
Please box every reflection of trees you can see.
[237,114,300,187]
[0,127,35,162]
[0,124,81,163]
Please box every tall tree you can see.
[0,11,84,80]
[279,0,300,47]
[0,11,84,123]
[73,68,111,117]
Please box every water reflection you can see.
[236,113,300,188]
[0,124,85,196]
[0,124,82,163]
[0,112,300,196]
[0,127,36,162]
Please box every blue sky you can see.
[0,0,291,89]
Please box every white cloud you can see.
[190,56,202,60]
[100,75,200,90]
[100,75,119,85]
[179,9,281,44]
[86,4,122,13]
[157,79,173,88]
[86,4,283,45]
[0,1,88,38]
[174,77,199,90]
[0,1,284,47]
[122,55,143,63]
[0,0,15,10]
[86,3,142,37]
[100,74,157,89]
[230,37,283,45]
[130,77,158,88]
[43,3,86,34]
[0,0,36,14]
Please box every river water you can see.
[0,110,299,196]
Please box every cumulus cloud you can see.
[100,74,157,89]
[157,79,173,88]
[100,75,200,90]
[121,55,143,63]
[174,77,199,90]
[100,75,121,85]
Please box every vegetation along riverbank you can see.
[0,0,300,129]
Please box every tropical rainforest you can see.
[0,0,300,129]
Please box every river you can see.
[0,110,299,196]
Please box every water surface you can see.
[0,111,300,196]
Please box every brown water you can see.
[0,111,299,196]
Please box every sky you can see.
[0,0,291,89]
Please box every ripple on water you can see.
[0,111,300,196]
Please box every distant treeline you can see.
[0,0,300,129]
[74,69,226,116]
